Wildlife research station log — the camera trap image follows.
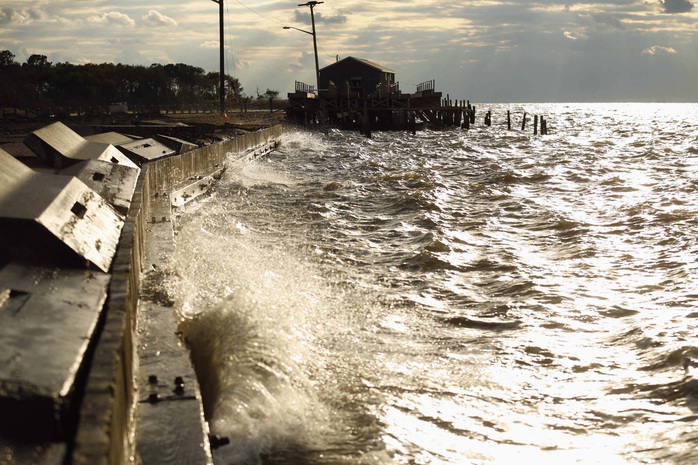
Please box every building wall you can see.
[320,59,393,97]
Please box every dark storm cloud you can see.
[660,0,694,13]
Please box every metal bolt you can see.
[148,393,160,404]
[174,376,185,394]
[209,434,230,449]
[148,375,158,385]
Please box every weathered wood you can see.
[362,99,371,138]
[521,112,527,131]
[534,115,539,135]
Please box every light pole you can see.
[284,1,323,94]
[211,0,225,115]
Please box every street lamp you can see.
[283,1,323,94]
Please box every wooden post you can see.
[534,115,538,135]
[507,110,511,130]
[463,113,470,130]
[470,106,476,124]
[409,110,416,135]
[521,112,527,131]
[362,99,371,138]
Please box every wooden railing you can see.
[416,80,435,93]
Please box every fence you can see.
[416,80,436,93]
[295,81,316,93]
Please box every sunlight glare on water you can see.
[169,104,698,465]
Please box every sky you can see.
[1,1,697,102]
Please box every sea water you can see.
[167,103,698,465]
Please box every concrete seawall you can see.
[0,124,287,465]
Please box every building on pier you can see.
[287,56,461,135]
[320,56,397,99]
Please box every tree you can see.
[0,50,16,67]
[26,54,51,68]
[0,47,251,112]
[23,55,53,109]
[0,50,19,106]
[263,89,280,100]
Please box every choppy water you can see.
[168,103,698,465]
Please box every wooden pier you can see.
[287,83,548,137]
[287,83,453,135]
[287,56,550,137]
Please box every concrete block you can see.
[0,437,66,465]
[24,122,138,170]
[116,137,176,164]
[154,134,198,154]
[0,263,110,441]
[61,159,141,216]
[0,149,124,272]
[84,131,135,146]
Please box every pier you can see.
[284,56,554,136]
[288,91,550,136]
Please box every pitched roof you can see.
[321,56,395,73]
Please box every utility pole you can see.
[299,1,323,94]
[211,0,225,116]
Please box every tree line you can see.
[0,49,255,111]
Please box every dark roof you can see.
[321,56,395,73]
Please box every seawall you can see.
[65,125,288,465]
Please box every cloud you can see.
[0,7,72,25]
[200,41,220,50]
[591,13,626,30]
[564,30,589,40]
[642,45,677,54]
[115,49,152,66]
[142,10,177,27]
[0,8,33,24]
[88,11,135,27]
[659,0,694,13]
[287,51,315,73]
[293,10,348,25]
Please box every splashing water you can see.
[169,104,698,465]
